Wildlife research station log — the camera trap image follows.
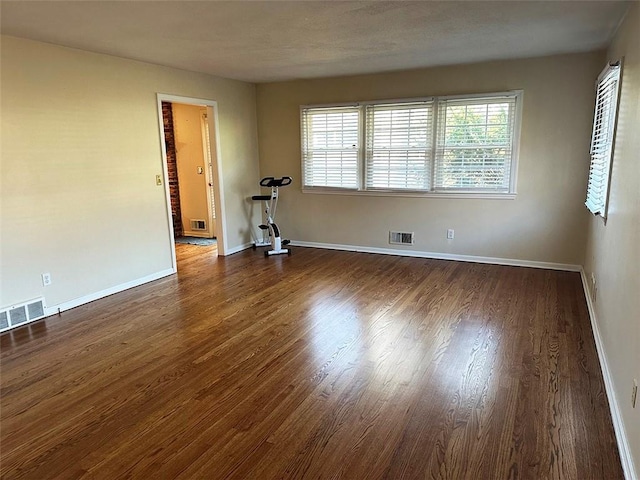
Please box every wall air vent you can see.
[389,231,414,245]
[190,219,207,231]
[0,298,47,333]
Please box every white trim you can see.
[301,188,516,200]
[585,60,623,220]
[290,241,580,271]
[300,101,360,109]
[43,268,176,317]
[200,109,216,239]
[436,90,522,102]
[300,92,519,110]
[580,269,637,480]
[222,242,254,256]
[156,94,228,257]
[301,90,523,195]
[207,104,228,256]
[156,96,178,271]
[510,90,524,194]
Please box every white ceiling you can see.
[0,1,631,83]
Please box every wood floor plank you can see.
[0,245,624,479]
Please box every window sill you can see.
[301,188,516,200]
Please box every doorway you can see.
[157,94,227,267]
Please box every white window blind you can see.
[300,91,521,196]
[301,106,360,189]
[586,63,621,217]
[435,97,516,191]
[365,102,433,190]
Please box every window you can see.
[585,62,622,218]
[301,91,522,197]
[301,106,360,189]
[435,97,516,192]
[365,101,433,190]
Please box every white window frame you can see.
[300,91,523,199]
[300,103,362,190]
[585,61,622,220]
[364,99,435,192]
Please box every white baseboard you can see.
[580,270,637,480]
[38,240,253,319]
[291,240,581,272]
[223,242,254,256]
[43,268,176,317]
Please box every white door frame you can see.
[200,108,217,239]
[156,93,228,267]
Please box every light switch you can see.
[156,175,162,186]
[197,166,204,174]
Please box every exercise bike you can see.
[251,176,292,257]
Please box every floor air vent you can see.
[389,231,414,245]
[190,219,207,231]
[0,298,46,333]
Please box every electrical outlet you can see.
[632,379,638,408]
[447,229,455,240]
[42,273,52,286]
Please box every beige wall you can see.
[0,36,261,309]
[584,3,640,474]
[256,52,604,265]
[172,103,212,238]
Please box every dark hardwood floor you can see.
[0,245,623,479]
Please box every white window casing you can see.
[301,106,361,190]
[365,101,434,191]
[435,95,518,193]
[585,61,622,218]
[301,91,523,197]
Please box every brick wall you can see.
[162,101,183,237]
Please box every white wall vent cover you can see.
[0,298,46,333]
[389,231,415,245]
[190,219,207,230]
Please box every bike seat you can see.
[259,176,292,187]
